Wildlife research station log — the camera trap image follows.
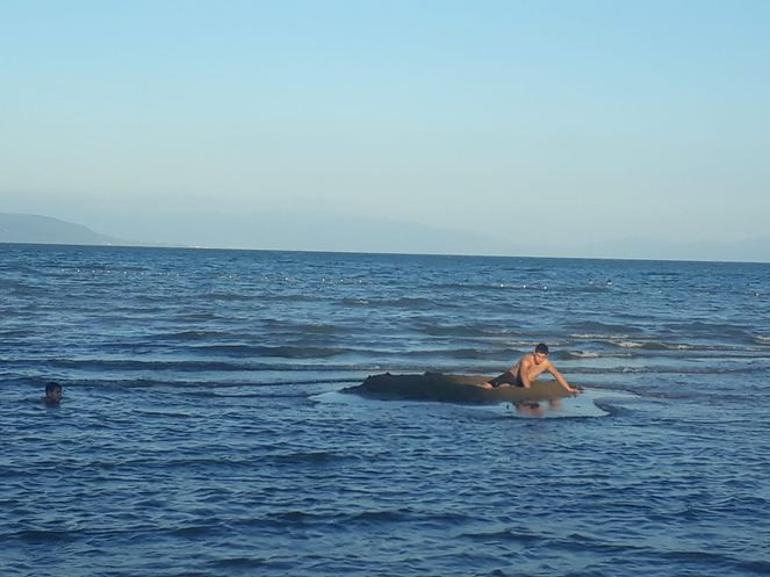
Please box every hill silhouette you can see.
[0,213,123,246]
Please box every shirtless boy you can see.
[482,343,580,394]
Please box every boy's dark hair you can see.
[45,382,62,394]
[535,343,549,355]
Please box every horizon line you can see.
[2,240,768,266]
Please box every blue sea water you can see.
[2,243,769,577]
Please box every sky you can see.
[1,0,769,259]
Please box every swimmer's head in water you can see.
[534,343,549,364]
[44,382,63,404]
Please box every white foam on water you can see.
[568,351,601,359]
[615,340,644,348]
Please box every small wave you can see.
[264,510,329,524]
[341,296,435,309]
[294,323,338,334]
[256,293,326,304]
[133,409,197,418]
[612,340,694,351]
[0,328,35,338]
[414,322,497,338]
[348,509,412,523]
[191,391,310,398]
[405,347,515,361]
[169,525,218,537]
[65,375,363,391]
[45,358,259,372]
[615,340,644,349]
[165,330,236,340]
[755,335,770,345]
[565,351,601,359]
[664,321,754,341]
[269,451,353,465]
[263,319,338,334]
[565,321,643,334]
[14,529,79,543]
[209,557,267,570]
[569,364,764,376]
[432,282,546,292]
[15,358,365,373]
[462,528,544,543]
[174,312,227,322]
[203,292,254,302]
[571,333,633,340]
[341,298,370,306]
[574,284,612,293]
[192,345,346,359]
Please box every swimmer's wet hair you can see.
[535,343,549,355]
[45,382,62,394]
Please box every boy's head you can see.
[533,343,549,364]
[44,382,63,404]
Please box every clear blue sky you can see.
[1,1,768,258]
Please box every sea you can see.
[2,243,769,577]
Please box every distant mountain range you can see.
[0,213,125,246]
[1,212,768,263]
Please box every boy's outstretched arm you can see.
[547,364,580,394]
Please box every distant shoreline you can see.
[2,241,768,266]
[2,212,768,264]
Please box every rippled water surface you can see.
[2,244,770,576]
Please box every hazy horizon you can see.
[2,211,769,264]
[2,1,768,260]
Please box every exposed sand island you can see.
[342,372,580,404]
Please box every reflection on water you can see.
[514,397,563,417]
